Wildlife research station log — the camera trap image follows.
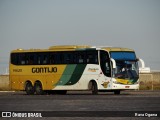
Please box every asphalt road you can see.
[0,90,160,120]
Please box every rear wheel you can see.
[25,82,34,95]
[34,82,44,95]
[92,81,98,95]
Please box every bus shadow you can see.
[13,90,133,96]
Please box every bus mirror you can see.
[111,58,116,69]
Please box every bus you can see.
[10,45,139,95]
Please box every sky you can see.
[0,0,160,74]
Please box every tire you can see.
[34,82,44,95]
[114,90,120,95]
[25,82,34,95]
[92,81,98,95]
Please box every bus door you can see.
[99,50,112,88]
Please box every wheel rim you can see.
[35,83,43,95]
[92,82,98,95]
[26,83,34,95]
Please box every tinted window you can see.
[10,50,98,65]
[100,50,111,77]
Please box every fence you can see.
[0,75,10,91]
[139,72,160,90]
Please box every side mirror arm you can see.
[111,58,116,69]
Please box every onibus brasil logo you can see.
[1,112,42,118]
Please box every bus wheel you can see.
[92,81,98,95]
[114,90,120,95]
[25,82,34,95]
[34,82,44,95]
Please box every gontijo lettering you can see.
[32,67,57,73]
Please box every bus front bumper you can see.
[112,83,139,90]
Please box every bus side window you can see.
[55,52,64,64]
[52,53,59,64]
[63,52,74,64]
[26,53,35,65]
[77,53,84,63]
[86,54,91,63]
[86,51,98,64]
[43,54,49,64]
[60,53,64,64]
[37,55,41,64]
[73,52,78,64]
[15,53,26,65]
[11,53,18,65]
[20,54,26,65]
[36,53,49,65]
[50,53,55,64]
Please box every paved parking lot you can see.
[0,90,160,120]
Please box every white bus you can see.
[10,45,139,95]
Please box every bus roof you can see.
[11,45,134,53]
[49,45,91,50]
[101,47,134,52]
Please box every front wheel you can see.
[92,81,98,95]
[25,82,34,95]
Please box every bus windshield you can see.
[110,52,139,83]
[113,61,139,79]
